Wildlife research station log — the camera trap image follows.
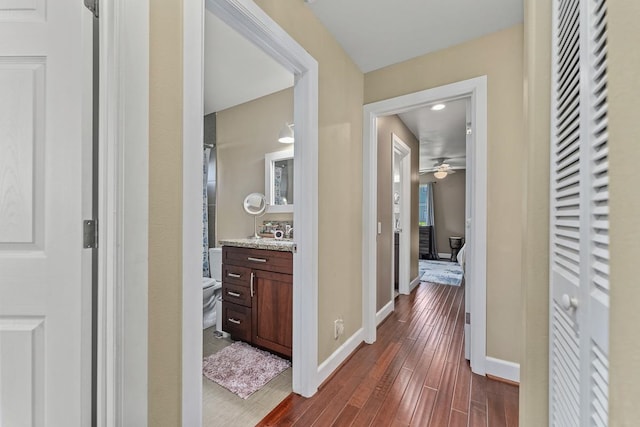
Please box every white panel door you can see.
[0,0,92,425]
[550,0,610,426]
[392,134,411,296]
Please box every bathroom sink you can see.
[218,238,296,252]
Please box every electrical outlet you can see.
[334,317,344,340]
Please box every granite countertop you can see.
[219,238,296,253]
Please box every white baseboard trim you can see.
[438,252,452,260]
[376,300,394,326]
[409,275,420,292]
[485,356,520,384]
[317,328,364,387]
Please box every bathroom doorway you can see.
[200,7,295,424]
[182,0,320,424]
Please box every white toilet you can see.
[203,248,223,329]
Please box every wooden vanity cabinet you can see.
[221,246,292,357]
[252,269,293,356]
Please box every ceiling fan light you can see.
[278,123,295,144]
[434,170,448,179]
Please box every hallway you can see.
[258,281,519,426]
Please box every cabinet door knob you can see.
[227,272,241,278]
[247,257,267,263]
[228,318,241,325]
[250,272,255,297]
[561,294,578,311]
[227,291,241,298]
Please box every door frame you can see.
[392,134,412,296]
[97,0,321,423]
[362,76,487,375]
[464,98,473,360]
[183,0,319,424]
[97,0,150,424]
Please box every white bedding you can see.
[456,243,467,271]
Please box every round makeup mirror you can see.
[243,193,267,239]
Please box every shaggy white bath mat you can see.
[202,341,290,399]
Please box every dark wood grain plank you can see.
[429,362,458,427]
[329,404,360,427]
[452,358,472,413]
[349,340,414,425]
[422,288,462,389]
[410,387,437,426]
[257,393,307,427]
[487,392,507,427]
[422,332,453,389]
[394,349,437,425]
[470,373,487,404]
[258,282,519,427]
[449,409,469,427]
[370,367,413,425]
[504,389,519,427]
[486,376,519,397]
[347,341,401,408]
[468,400,487,427]
[446,328,464,364]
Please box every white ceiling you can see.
[204,1,520,165]
[307,0,524,72]
[304,1,515,169]
[204,10,294,115]
[397,98,468,172]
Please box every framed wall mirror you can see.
[265,147,294,213]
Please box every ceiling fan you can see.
[420,158,457,179]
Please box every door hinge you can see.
[84,0,99,18]
[83,220,98,249]
[465,312,471,325]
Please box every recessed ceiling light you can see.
[431,104,446,111]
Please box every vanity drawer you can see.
[222,282,252,308]
[222,302,251,342]
[222,264,251,286]
[223,246,293,275]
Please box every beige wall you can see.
[146,0,640,423]
[608,2,640,424]
[376,115,419,311]
[254,0,364,363]
[519,0,550,425]
[147,1,364,421]
[216,88,294,243]
[365,25,524,364]
[149,0,183,425]
[420,171,466,255]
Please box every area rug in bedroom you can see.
[202,341,291,399]
[419,260,464,286]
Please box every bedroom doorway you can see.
[362,77,488,376]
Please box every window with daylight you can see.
[418,184,433,226]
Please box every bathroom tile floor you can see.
[202,328,292,426]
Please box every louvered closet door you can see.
[550,0,610,426]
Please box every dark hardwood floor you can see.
[257,282,519,427]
